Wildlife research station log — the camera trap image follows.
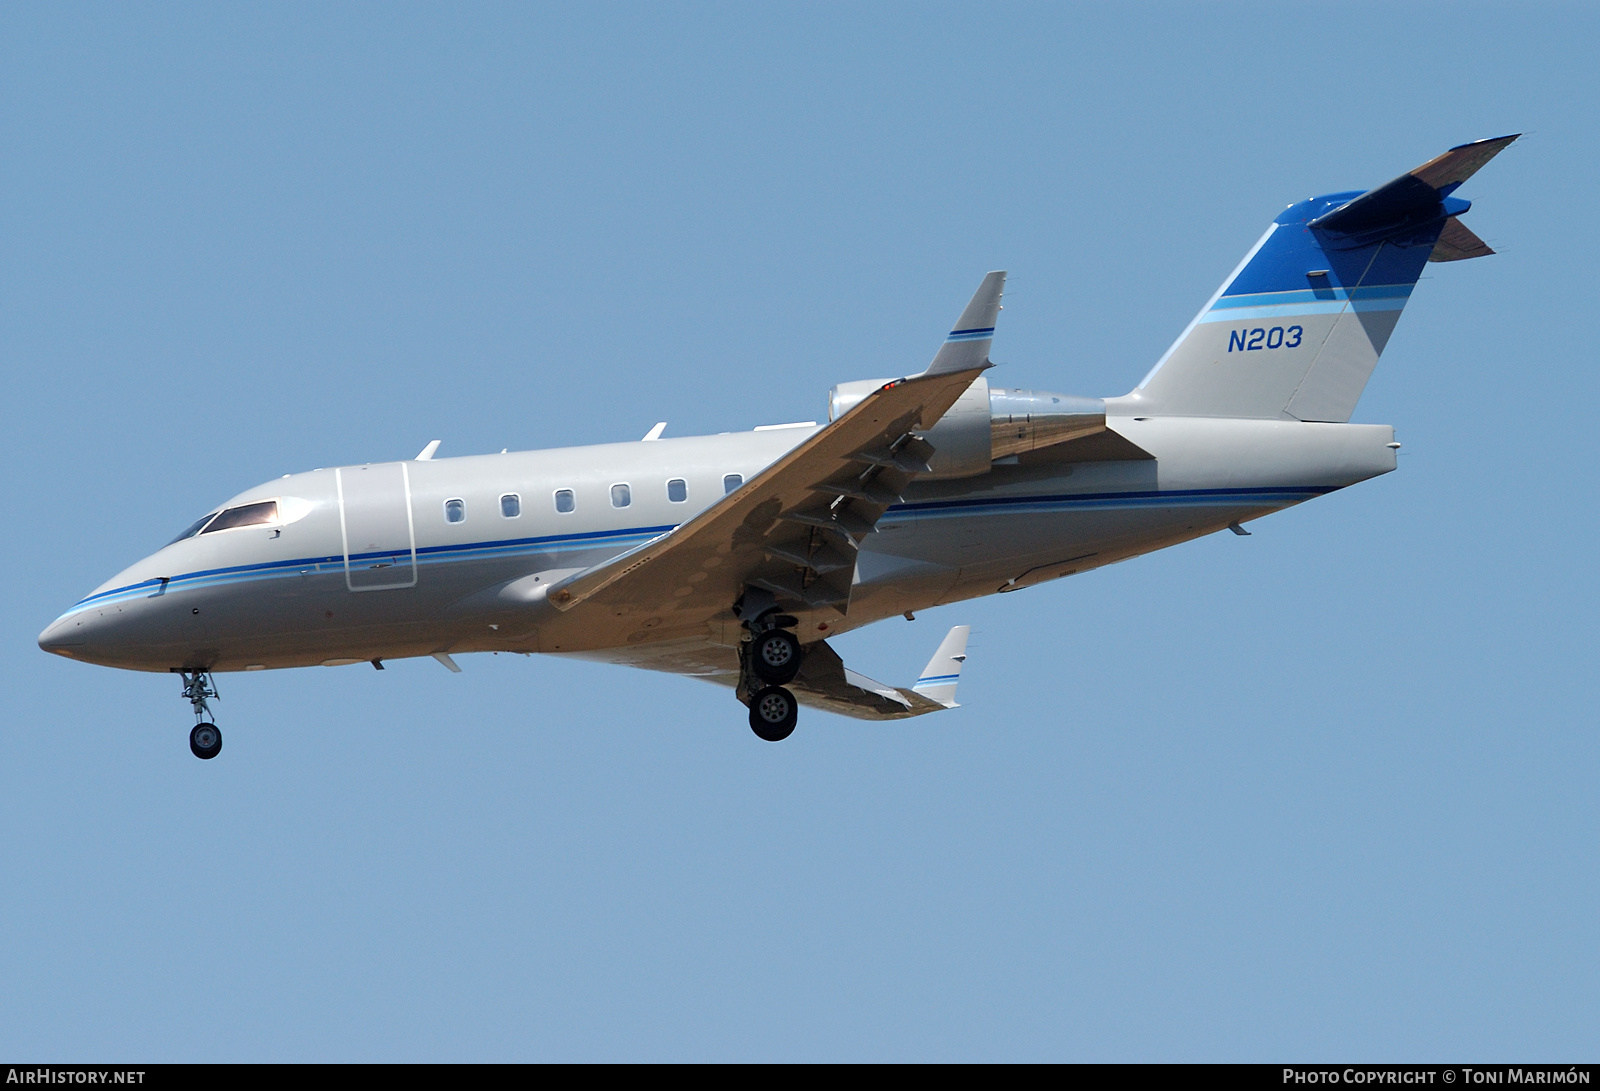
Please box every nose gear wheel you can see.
[176,669,222,760]
[190,722,222,759]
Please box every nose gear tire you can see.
[190,723,222,760]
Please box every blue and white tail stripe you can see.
[944,326,996,342]
[1198,284,1413,323]
[1128,138,1517,422]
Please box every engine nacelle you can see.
[828,377,1108,479]
[829,377,992,478]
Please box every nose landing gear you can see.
[177,669,222,760]
[189,722,222,760]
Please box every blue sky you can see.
[3,2,1596,1060]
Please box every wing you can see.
[546,272,1006,628]
[579,625,972,721]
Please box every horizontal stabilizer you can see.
[1309,134,1518,236]
[1411,134,1521,193]
[1429,216,1495,262]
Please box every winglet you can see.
[923,272,1006,376]
[911,625,970,708]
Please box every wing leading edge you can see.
[544,273,1007,624]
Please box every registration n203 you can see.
[1228,325,1303,352]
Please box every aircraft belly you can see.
[941,501,1292,601]
[865,468,1308,612]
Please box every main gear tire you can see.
[748,686,798,742]
[750,628,802,685]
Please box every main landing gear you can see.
[750,628,802,686]
[748,685,798,742]
[736,589,804,742]
[178,669,222,760]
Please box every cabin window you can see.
[723,473,743,494]
[667,478,687,503]
[203,500,279,534]
[554,489,575,513]
[500,493,521,518]
[611,483,631,508]
[444,498,465,524]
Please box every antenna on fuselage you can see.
[415,439,442,461]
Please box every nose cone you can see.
[38,615,82,657]
[38,607,126,661]
[39,566,176,669]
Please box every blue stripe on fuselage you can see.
[889,484,1334,519]
[63,524,676,615]
[58,487,1335,619]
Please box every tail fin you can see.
[1127,135,1517,422]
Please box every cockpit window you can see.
[168,512,220,545]
[201,500,280,534]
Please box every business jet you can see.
[38,136,1517,757]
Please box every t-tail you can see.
[1125,135,1517,422]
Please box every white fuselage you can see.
[38,413,1397,679]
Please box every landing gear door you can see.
[337,463,418,591]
